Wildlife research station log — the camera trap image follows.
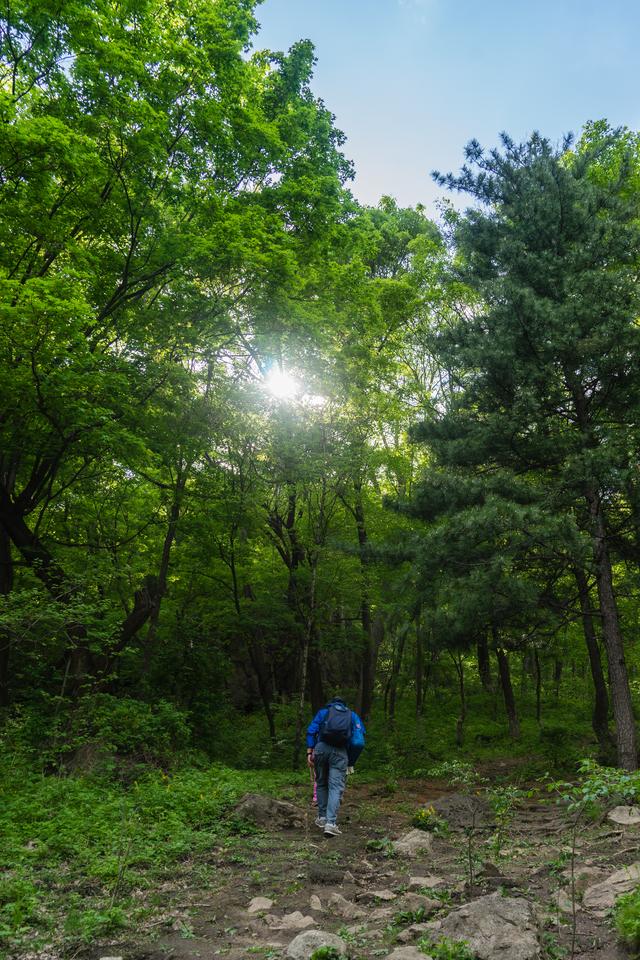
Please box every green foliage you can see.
[413,805,450,836]
[540,932,568,960]
[0,760,296,953]
[64,905,127,942]
[614,886,640,952]
[549,759,640,816]
[390,906,427,927]
[310,948,344,960]
[428,760,484,790]
[486,785,523,856]
[418,935,477,959]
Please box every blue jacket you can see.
[307,700,366,765]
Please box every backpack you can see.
[348,716,365,765]
[320,702,352,747]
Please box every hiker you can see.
[306,697,365,837]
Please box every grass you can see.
[0,676,613,956]
[0,757,300,956]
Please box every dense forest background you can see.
[3,0,640,782]
[7,2,640,956]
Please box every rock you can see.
[607,805,640,826]
[370,888,397,900]
[308,863,345,884]
[328,892,366,920]
[387,947,433,960]
[396,922,433,943]
[583,863,640,916]
[397,893,441,915]
[560,865,606,895]
[392,829,434,858]
[432,792,492,830]
[266,911,316,931]
[555,890,577,914]
[343,870,355,883]
[370,906,395,921]
[286,929,348,959]
[247,896,274,913]
[437,892,540,960]
[234,793,305,829]
[309,894,322,911]
[407,874,445,890]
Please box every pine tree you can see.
[420,131,640,768]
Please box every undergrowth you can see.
[0,757,298,956]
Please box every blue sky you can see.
[254,0,640,213]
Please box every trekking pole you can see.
[309,761,317,806]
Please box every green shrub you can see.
[418,935,477,959]
[310,948,343,960]
[64,904,127,941]
[413,805,450,836]
[614,885,640,950]
[68,694,191,765]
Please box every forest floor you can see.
[70,761,638,960]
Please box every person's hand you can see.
[307,750,314,767]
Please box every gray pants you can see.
[314,740,347,824]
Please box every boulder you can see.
[286,929,348,959]
[309,894,322,911]
[560,864,606,895]
[247,896,274,914]
[554,890,577,914]
[397,921,434,943]
[437,892,540,960]
[328,892,366,920]
[583,863,640,916]
[407,874,446,891]
[432,793,492,830]
[607,806,640,826]
[265,911,316,931]
[234,793,305,829]
[397,893,441,915]
[392,829,434,858]
[370,906,395,921]
[370,888,397,901]
[308,863,345,884]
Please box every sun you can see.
[264,367,300,400]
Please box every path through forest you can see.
[87,771,635,960]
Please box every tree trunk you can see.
[292,563,317,769]
[241,584,277,742]
[566,372,637,769]
[143,469,187,672]
[353,482,375,721]
[450,653,466,720]
[388,625,408,723]
[588,493,638,769]
[307,641,325,714]
[477,632,492,691]
[574,567,614,757]
[415,611,424,717]
[0,526,13,706]
[495,641,520,739]
[533,650,542,723]
[553,658,563,697]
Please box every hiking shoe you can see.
[324,822,341,836]
[314,816,327,829]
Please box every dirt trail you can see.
[88,778,633,960]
